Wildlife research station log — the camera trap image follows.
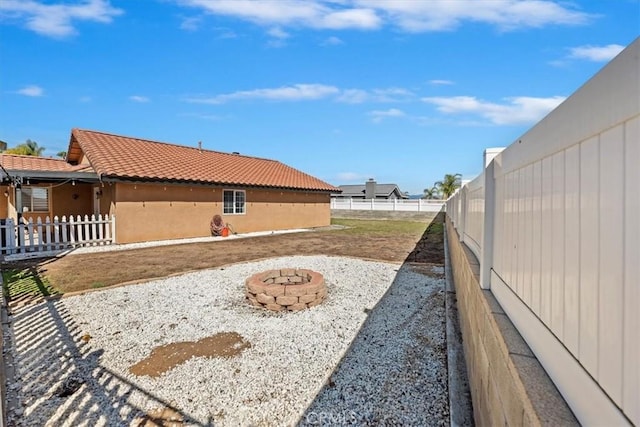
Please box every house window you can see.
[21,186,50,212]
[223,190,245,214]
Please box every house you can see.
[0,129,339,244]
[332,179,408,200]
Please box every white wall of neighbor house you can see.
[447,38,639,425]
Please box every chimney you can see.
[365,178,376,199]
[198,141,202,152]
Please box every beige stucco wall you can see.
[51,183,93,219]
[111,182,331,244]
[0,186,8,218]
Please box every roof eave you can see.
[100,175,337,193]
[2,170,99,181]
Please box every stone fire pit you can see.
[245,269,327,311]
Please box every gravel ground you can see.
[3,255,448,426]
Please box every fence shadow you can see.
[299,212,451,425]
[3,210,454,425]
[3,299,212,426]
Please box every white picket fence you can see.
[0,215,116,260]
[331,198,444,212]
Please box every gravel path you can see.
[4,255,448,426]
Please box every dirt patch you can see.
[406,219,444,264]
[132,407,184,427]
[3,215,444,295]
[407,263,446,278]
[129,332,251,378]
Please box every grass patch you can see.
[2,268,59,301]
[331,218,428,236]
[425,221,443,234]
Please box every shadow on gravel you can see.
[299,211,453,426]
[3,300,211,426]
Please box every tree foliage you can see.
[4,139,45,156]
[422,186,439,199]
[424,173,462,200]
[434,173,462,200]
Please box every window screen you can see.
[21,187,49,212]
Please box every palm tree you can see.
[434,173,462,200]
[57,151,67,159]
[422,186,439,199]
[4,139,45,156]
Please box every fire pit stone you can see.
[245,269,327,311]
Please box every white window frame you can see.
[223,189,246,215]
[20,186,50,213]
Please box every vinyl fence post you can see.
[458,187,467,242]
[480,161,496,289]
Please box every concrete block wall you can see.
[446,218,577,425]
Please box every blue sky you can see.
[0,1,638,195]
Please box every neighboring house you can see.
[0,128,339,244]
[332,179,408,200]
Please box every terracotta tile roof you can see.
[0,154,94,173]
[70,129,339,192]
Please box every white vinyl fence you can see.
[331,198,444,212]
[0,214,116,260]
[447,39,638,425]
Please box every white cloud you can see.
[568,44,625,62]
[373,87,413,102]
[0,0,123,38]
[354,0,593,31]
[317,8,380,29]
[266,26,290,47]
[337,87,414,103]
[129,95,150,103]
[214,27,238,39]
[79,96,92,103]
[176,0,381,30]
[187,84,415,105]
[173,0,593,33]
[267,26,289,39]
[336,89,369,104]
[186,84,340,104]
[423,95,566,125]
[429,79,454,86]
[368,108,405,123]
[180,16,202,31]
[16,85,44,97]
[322,36,344,46]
